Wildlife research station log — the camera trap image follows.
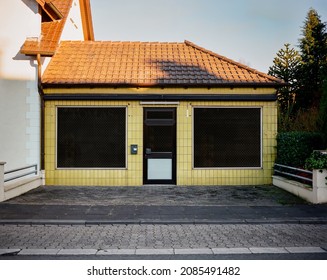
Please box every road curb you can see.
[1,219,327,225]
[0,247,326,256]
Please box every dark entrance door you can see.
[143,108,176,184]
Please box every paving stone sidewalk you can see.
[0,223,326,258]
[0,224,326,251]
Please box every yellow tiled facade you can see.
[44,88,277,186]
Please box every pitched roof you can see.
[42,40,283,87]
[21,0,73,56]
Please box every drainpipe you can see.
[0,162,6,202]
[36,54,45,172]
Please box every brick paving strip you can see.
[0,224,326,255]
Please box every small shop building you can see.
[41,40,283,186]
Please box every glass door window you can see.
[143,108,176,184]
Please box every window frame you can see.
[192,106,263,169]
[55,106,128,170]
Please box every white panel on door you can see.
[147,159,172,180]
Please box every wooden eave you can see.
[37,0,63,21]
[79,0,95,41]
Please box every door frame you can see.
[143,108,177,184]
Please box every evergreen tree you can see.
[268,43,301,114]
[319,76,327,144]
[297,8,327,109]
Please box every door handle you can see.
[146,148,152,155]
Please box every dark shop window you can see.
[194,108,261,168]
[57,107,126,168]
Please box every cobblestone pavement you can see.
[0,224,326,250]
[4,185,307,206]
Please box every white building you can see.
[0,0,93,172]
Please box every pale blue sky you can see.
[90,0,327,73]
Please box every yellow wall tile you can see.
[44,96,277,186]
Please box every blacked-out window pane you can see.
[194,108,261,168]
[57,107,126,168]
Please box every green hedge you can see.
[276,131,325,167]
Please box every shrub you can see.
[276,131,325,167]
[305,151,327,170]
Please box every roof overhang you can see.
[42,93,277,101]
[42,82,285,89]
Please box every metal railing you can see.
[274,163,313,185]
[4,164,38,183]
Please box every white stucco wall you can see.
[0,0,40,171]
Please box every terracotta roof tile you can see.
[21,0,73,56]
[42,40,284,87]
